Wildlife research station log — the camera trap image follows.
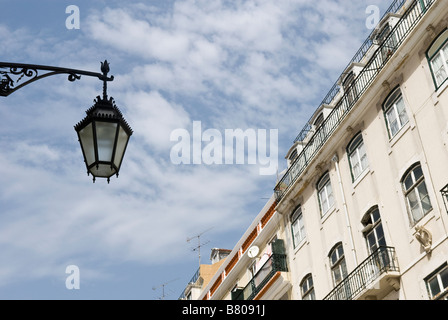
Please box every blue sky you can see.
[0,0,390,299]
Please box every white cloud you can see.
[123,90,191,152]
[85,7,191,63]
[84,1,300,114]
[0,142,260,287]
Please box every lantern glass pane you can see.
[90,163,117,178]
[96,121,118,162]
[78,123,95,166]
[113,126,130,169]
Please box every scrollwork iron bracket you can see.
[0,60,114,97]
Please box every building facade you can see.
[179,0,448,300]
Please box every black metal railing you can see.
[293,0,407,144]
[178,267,201,300]
[232,254,288,300]
[324,247,399,300]
[276,0,435,201]
[440,184,448,214]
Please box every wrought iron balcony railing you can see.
[293,0,407,144]
[178,267,201,300]
[232,253,288,300]
[440,184,448,214]
[324,246,399,300]
[275,0,435,201]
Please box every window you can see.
[402,163,432,224]
[313,112,327,145]
[317,172,334,217]
[289,148,298,163]
[377,23,398,63]
[291,206,306,248]
[300,274,315,300]
[268,235,278,247]
[362,206,386,254]
[313,113,324,128]
[426,264,448,300]
[248,260,257,278]
[347,132,368,181]
[383,87,409,138]
[419,0,431,11]
[343,71,357,105]
[427,29,448,89]
[329,243,348,286]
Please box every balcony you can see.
[324,247,400,300]
[274,0,435,201]
[178,267,201,300]
[440,184,448,214]
[232,253,288,300]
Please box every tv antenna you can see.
[152,278,179,300]
[187,227,213,266]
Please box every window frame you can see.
[300,274,315,300]
[347,132,369,182]
[361,206,386,254]
[376,23,398,63]
[426,29,448,90]
[401,163,433,225]
[290,205,306,248]
[317,172,334,217]
[419,0,431,11]
[342,71,357,105]
[382,87,409,139]
[425,263,448,300]
[289,148,298,163]
[313,113,324,129]
[329,243,348,286]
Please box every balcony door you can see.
[362,206,386,254]
[362,207,388,280]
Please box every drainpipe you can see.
[332,154,358,266]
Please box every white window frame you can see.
[427,29,448,90]
[300,274,315,300]
[402,164,432,224]
[248,260,257,280]
[376,23,398,63]
[426,264,448,300]
[329,243,347,286]
[313,113,324,129]
[383,88,409,139]
[347,133,368,181]
[362,207,386,254]
[291,206,306,248]
[343,71,357,105]
[317,172,334,217]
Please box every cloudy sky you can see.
[0,0,391,299]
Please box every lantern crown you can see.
[75,95,133,136]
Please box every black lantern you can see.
[74,61,133,182]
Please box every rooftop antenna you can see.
[187,227,213,266]
[152,278,179,300]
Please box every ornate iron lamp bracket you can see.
[0,60,114,97]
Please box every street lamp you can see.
[0,60,133,183]
[74,61,133,183]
